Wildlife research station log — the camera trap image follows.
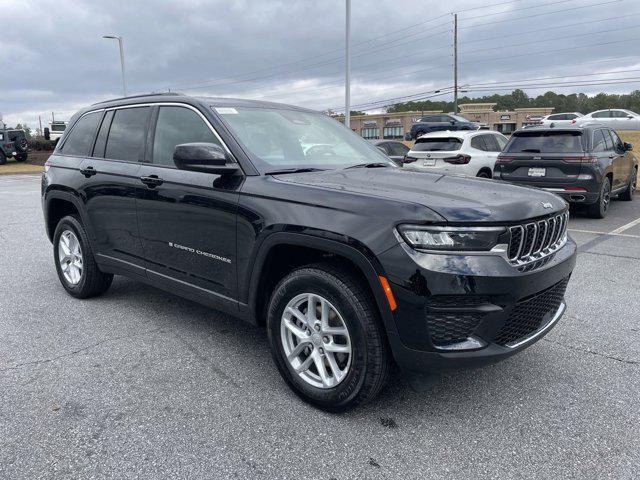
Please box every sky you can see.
[2,0,640,128]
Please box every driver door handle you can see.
[80,166,97,177]
[140,175,164,188]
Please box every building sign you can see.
[385,119,402,126]
[500,114,511,120]
[362,120,378,127]
[526,114,544,121]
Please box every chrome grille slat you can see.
[507,211,568,267]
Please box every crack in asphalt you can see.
[579,250,640,261]
[0,327,164,373]
[542,338,639,366]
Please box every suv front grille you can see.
[494,277,569,347]
[507,211,568,265]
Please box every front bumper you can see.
[379,236,577,373]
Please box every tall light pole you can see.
[345,0,351,128]
[102,35,127,97]
[453,14,458,114]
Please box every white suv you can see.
[540,112,583,126]
[402,130,508,178]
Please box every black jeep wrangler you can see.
[0,128,29,165]
[42,94,576,411]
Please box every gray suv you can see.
[0,128,28,164]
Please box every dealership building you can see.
[342,103,554,140]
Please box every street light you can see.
[102,35,127,97]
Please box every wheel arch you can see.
[44,190,90,243]
[243,232,398,336]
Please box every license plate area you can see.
[422,159,436,167]
[528,167,546,177]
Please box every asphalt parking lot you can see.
[1,173,638,479]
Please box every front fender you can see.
[242,231,399,336]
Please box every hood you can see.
[275,168,567,223]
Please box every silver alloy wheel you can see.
[280,293,352,389]
[58,230,83,285]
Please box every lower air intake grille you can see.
[494,277,569,347]
[426,312,483,346]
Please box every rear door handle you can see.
[80,166,97,177]
[140,175,164,188]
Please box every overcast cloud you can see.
[2,0,640,127]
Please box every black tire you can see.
[15,152,27,162]
[266,263,391,412]
[586,176,611,219]
[476,170,491,179]
[0,151,6,165]
[619,167,637,201]
[53,215,113,298]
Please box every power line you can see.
[459,37,640,65]
[467,13,640,44]
[459,0,623,29]
[461,0,574,20]
[461,24,638,56]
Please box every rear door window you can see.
[592,111,611,119]
[482,134,501,152]
[412,137,462,152]
[494,134,508,150]
[92,110,114,158]
[60,112,101,156]
[593,130,608,152]
[104,107,150,162]
[505,132,583,153]
[471,136,488,151]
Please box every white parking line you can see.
[568,228,640,239]
[609,216,640,235]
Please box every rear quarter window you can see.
[412,137,462,152]
[61,112,102,157]
[505,132,584,153]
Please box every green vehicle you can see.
[0,128,28,165]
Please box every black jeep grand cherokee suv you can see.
[42,94,576,411]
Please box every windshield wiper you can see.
[344,162,390,170]
[265,167,327,175]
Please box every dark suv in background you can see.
[42,93,576,411]
[407,114,478,140]
[0,128,29,164]
[494,124,637,218]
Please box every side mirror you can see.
[624,141,633,151]
[173,143,239,175]
[627,115,634,119]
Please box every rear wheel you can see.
[53,215,113,298]
[619,167,637,201]
[266,263,391,412]
[0,151,6,165]
[15,152,27,162]
[586,176,611,218]
[476,170,491,179]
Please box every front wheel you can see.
[53,215,113,298]
[586,177,611,218]
[266,264,391,412]
[15,153,27,162]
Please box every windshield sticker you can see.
[215,107,238,115]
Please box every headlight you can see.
[397,225,506,252]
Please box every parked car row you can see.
[397,122,637,219]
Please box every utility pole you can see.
[39,115,42,135]
[453,13,458,114]
[345,0,351,129]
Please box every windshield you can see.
[51,124,66,132]
[505,131,584,153]
[412,137,462,152]
[213,106,394,171]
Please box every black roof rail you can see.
[91,92,184,106]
